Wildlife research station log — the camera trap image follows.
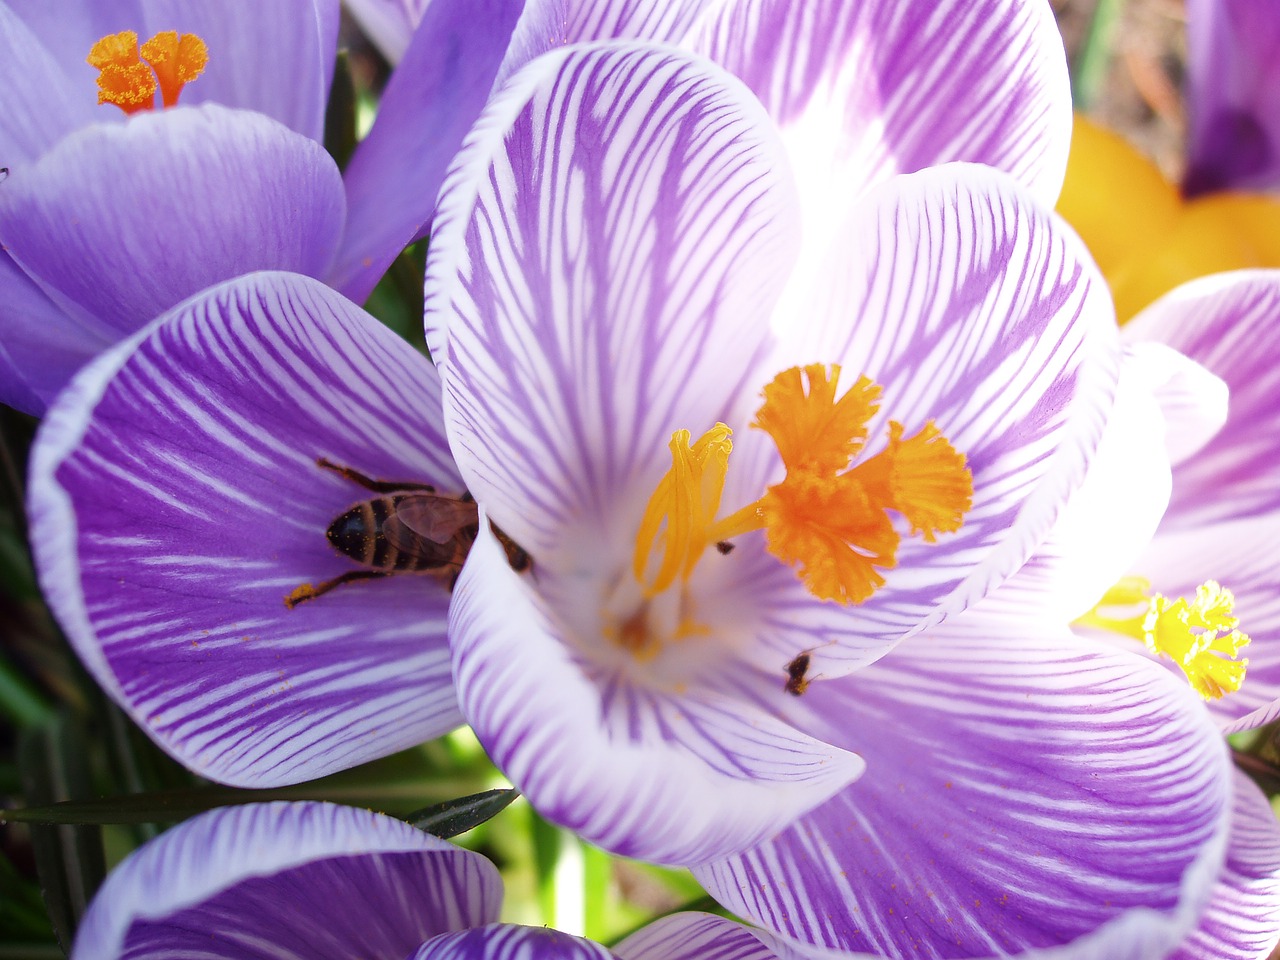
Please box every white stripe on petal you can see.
[691,0,1071,224]
[411,926,616,959]
[614,913,792,960]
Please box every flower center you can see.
[87,31,208,114]
[1076,576,1251,700]
[616,364,973,658]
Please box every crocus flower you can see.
[691,273,1280,957]
[961,269,1280,960]
[28,0,1074,794]
[417,37,1231,938]
[0,0,522,414]
[71,799,808,960]
[1056,0,1280,322]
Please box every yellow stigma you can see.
[633,423,733,597]
[627,365,973,622]
[88,30,208,114]
[1078,577,1251,700]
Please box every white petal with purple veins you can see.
[30,272,463,786]
[429,43,799,564]
[450,526,863,866]
[73,801,502,960]
[1124,270,1280,530]
[1171,770,1280,960]
[689,0,1071,236]
[760,164,1120,667]
[696,623,1231,959]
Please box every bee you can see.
[783,643,832,696]
[783,653,813,696]
[285,458,529,608]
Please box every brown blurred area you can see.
[1054,0,1186,177]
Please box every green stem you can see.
[1071,0,1127,110]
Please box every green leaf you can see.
[404,788,519,838]
[18,716,107,952]
[1071,0,1127,110]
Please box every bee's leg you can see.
[492,524,532,573]
[316,457,436,494]
[284,569,388,608]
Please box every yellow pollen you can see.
[625,365,972,628]
[1077,577,1251,700]
[88,30,207,114]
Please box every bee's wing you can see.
[384,495,478,559]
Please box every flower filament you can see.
[88,31,208,114]
[1077,576,1251,700]
[618,365,973,658]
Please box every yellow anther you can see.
[1077,578,1250,700]
[88,30,207,114]
[1145,582,1250,701]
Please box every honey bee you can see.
[285,458,529,608]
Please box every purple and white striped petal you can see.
[496,0,717,84]
[689,0,1071,232]
[1184,0,1280,195]
[410,926,616,960]
[429,44,799,564]
[696,622,1232,960]
[986,341,1225,625]
[330,0,524,301]
[1124,270,1280,531]
[29,271,464,787]
[450,527,863,866]
[73,801,502,960]
[0,104,345,341]
[1171,770,1280,960]
[758,164,1119,669]
[614,913,797,960]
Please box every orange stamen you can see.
[140,31,208,107]
[753,363,881,475]
[87,32,156,114]
[88,30,207,114]
[761,469,900,604]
